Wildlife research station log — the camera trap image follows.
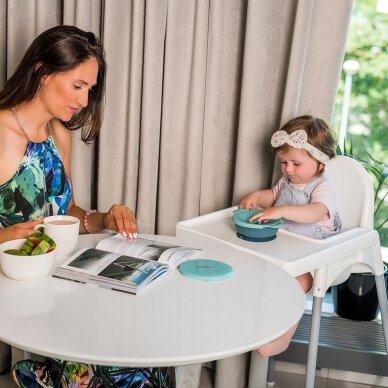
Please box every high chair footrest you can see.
[276,312,388,377]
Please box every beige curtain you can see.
[0,0,353,385]
[98,0,352,238]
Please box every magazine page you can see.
[96,235,201,269]
[54,248,169,293]
[59,248,119,276]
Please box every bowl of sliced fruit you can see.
[0,232,56,280]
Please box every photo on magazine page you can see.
[98,254,165,285]
[134,243,176,262]
[66,248,167,286]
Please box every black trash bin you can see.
[332,266,388,321]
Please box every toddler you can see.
[240,115,342,357]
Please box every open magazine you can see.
[52,234,202,294]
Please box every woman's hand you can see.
[104,204,137,239]
[0,218,43,244]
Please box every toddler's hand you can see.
[249,207,282,223]
[239,192,260,210]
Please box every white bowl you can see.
[0,239,55,281]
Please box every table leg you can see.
[304,295,323,388]
[53,360,67,388]
[215,353,249,387]
[248,351,268,388]
[375,274,388,357]
[175,364,202,387]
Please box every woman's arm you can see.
[52,120,137,238]
[0,218,43,244]
[67,203,137,238]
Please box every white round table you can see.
[0,233,305,368]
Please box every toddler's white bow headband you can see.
[271,129,329,164]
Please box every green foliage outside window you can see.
[333,0,388,246]
[337,143,388,246]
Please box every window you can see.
[333,0,388,246]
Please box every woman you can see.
[0,25,147,387]
[0,25,137,243]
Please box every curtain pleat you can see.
[6,0,61,76]
[134,0,168,233]
[62,0,102,34]
[199,0,247,215]
[63,0,103,210]
[98,0,140,213]
[0,2,7,87]
[281,0,353,120]
[232,0,297,204]
[99,0,168,234]
[156,0,210,235]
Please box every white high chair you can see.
[305,155,388,387]
[176,155,388,388]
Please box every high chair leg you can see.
[375,274,388,356]
[304,296,323,388]
[266,357,275,386]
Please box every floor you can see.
[198,367,381,387]
[199,368,384,388]
[0,369,13,387]
[270,371,381,388]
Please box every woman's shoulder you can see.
[50,119,72,144]
[49,119,73,161]
[0,109,25,144]
[0,109,16,133]
[50,118,70,135]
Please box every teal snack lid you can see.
[232,209,283,229]
[179,259,233,281]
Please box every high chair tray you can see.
[176,207,380,277]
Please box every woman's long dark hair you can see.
[0,25,106,142]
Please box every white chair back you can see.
[325,155,374,230]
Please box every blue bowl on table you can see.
[232,209,283,242]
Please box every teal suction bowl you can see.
[232,209,283,242]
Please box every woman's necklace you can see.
[10,107,52,216]
[10,107,51,141]
[10,107,29,141]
